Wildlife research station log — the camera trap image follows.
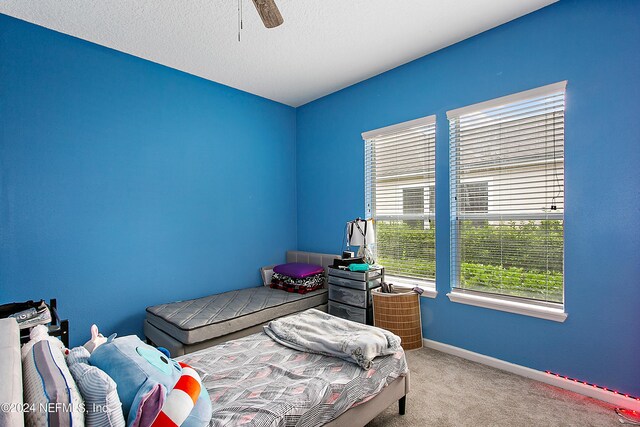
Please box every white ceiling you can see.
[0,0,557,107]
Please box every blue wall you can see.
[0,14,297,346]
[296,0,640,395]
[1,0,639,397]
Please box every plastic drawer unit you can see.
[327,266,383,325]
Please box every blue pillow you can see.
[67,347,125,427]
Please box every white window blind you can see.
[363,115,436,283]
[448,81,566,305]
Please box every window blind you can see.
[363,115,436,282]
[448,82,566,304]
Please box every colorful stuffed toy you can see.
[88,331,211,427]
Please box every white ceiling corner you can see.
[0,0,557,107]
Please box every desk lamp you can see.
[346,218,376,265]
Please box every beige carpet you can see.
[368,347,622,427]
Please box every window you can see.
[459,181,489,225]
[363,115,436,286]
[428,185,435,220]
[403,187,425,228]
[448,82,566,310]
[459,181,489,214]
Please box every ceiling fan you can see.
[251,0,284,28]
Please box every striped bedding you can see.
[177,332,408,427]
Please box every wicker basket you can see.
[372,286,423,350]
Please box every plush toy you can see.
[83,324,108,353]
[88,330,211,427]
[21,324,66,358]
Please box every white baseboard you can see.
[423,338,640,412]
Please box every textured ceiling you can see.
[0,0,557,106]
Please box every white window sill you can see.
[446,290,567,322]
[385,275,438,299]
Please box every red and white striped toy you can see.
[151,362,204,427]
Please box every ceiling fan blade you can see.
[251,0,284,28]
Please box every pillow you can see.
[273,262,324,279]
[260,265,275,286]
[270,272,325,294]
[67,347,125,427]
[22,326,85,427]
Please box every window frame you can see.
[362,115,438,297]
[446,81,567,320]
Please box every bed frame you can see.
[326,374,409,426]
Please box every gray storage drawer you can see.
[328,301,367,324]
[328,275,381,291]
[329,285,369,308]
[328,267,383,282]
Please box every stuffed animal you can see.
[83,324,108,353]
[88,331,212,427]
[21,324,66,358]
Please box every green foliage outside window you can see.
[376,220,563,302]
[376,222,436,280]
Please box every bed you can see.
[177,327,409,427]
[1,312,409,427]
[145,251,340,356]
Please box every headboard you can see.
[261,251,340,286]
[286,250,340,269]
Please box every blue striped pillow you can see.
[67,347,125,427]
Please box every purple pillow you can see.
[273,263,324,279]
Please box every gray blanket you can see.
[263,308,401,369]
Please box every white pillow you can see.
[260,265,275,286]
[22,327,84,427]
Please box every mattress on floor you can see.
[146,286,328,345]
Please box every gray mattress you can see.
[146,286,328,345]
